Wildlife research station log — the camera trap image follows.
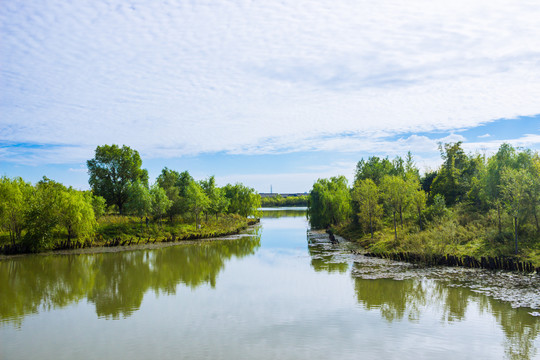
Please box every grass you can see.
[0,213,256,253]
[333,205,540,268]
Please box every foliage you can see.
[307,176,351,229]
[222,183,261,217]
[125,180,152,218]
[186,181,210,227]
[309,142,540,265]
[21,178,97,251]
[351,179,381,238]
[261,194,308,207]
[87,144,148,214]
[0,176,32,246]
[1,145,265,255]
[150,184,171,227]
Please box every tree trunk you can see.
[534,209,539,232]
[514,216,518,255]
[399,205,403,229]
[497,203,502,235]
[393,211,397,240]
[369,211,373,239]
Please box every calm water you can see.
[1,208,539,359]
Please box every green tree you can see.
[484,143,518,233]
[0,177,32,246]
[186,181,210,228]
[223,183,261,217]
[380,175,407,239]
[351,179,381,238]
[89,193,106,219]
[500,168,532,254]
[58,188,97,244]
[23,178,65,251]
[150,184,171,227]
[87,144,148,214]
[156,167,182,221]
[355,156,400,185]
[125,180,152,234]
[411,188,427,231]
[430,142,482,206]
[307,176,351,229]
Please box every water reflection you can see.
[307,240,348,273]
[351,258,540,359]
[259,207,307,218]
[0,235,260,324]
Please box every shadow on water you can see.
[307,231,540,360]
[0,234,260,324]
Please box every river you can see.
[1,208,539,359]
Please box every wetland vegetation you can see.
[0,144,260,254]
[307,142,540,269]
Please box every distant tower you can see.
[270,185,273,194]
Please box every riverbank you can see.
[307,229,540,312]
[0,214,259,256]
[331,218,540,273]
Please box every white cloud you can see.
[478,133,491,138]
[1,0,540,164]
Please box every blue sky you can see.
[1,0,540,193]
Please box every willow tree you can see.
[58,188,97,244]
[307,176,351,229]
[0,176,32,246]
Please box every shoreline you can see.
[0,223,260,260]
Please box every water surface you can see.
[1,208,539,359]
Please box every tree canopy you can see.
[87,144,148,214]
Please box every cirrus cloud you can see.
[1,0,540,164]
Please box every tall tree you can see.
[355,156,399,185]
[150,184,171,228]
[125,180,152,234]
[87,144,148,214]
[351,179,381,238]
[411,188,427,231]
[380,175,406,239]
[156,167,183,221]
[186,181,210,228]
[500,168,532,254]
[58,188,97,244]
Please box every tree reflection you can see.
[307,241,348,273]
[352,262,540,359]
[0,235,260,323]
[260,209,307,218]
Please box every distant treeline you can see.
[0,144,260,253]
[261,195,308,207]
[307,142,540,265]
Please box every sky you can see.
[1,0,540,193]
